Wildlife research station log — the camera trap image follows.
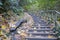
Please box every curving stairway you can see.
[25,14,57,40]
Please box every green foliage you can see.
[56,0,60,11]
[0,0,59,13]
[0,0,60,19]
[20,0,58,11]
[56,26,60,37]
[57,18,60,21]
[0,0,10,13]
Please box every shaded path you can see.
[25,14,57,40]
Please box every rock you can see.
[22,12,34,28]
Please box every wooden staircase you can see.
[25,14,57,40]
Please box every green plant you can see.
[57,18,60,21]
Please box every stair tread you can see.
[28,29,52,31]
[25,36,57,39]
[32,26,50,27]
[26,32,56,34]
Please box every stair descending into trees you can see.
[25,14,57,40]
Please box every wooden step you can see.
[26,32,56,36]
[32,26,51,28]
[28,29,52,32]
[26,32,56,35]
[31,27,51,29]
[25,36,57,40]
